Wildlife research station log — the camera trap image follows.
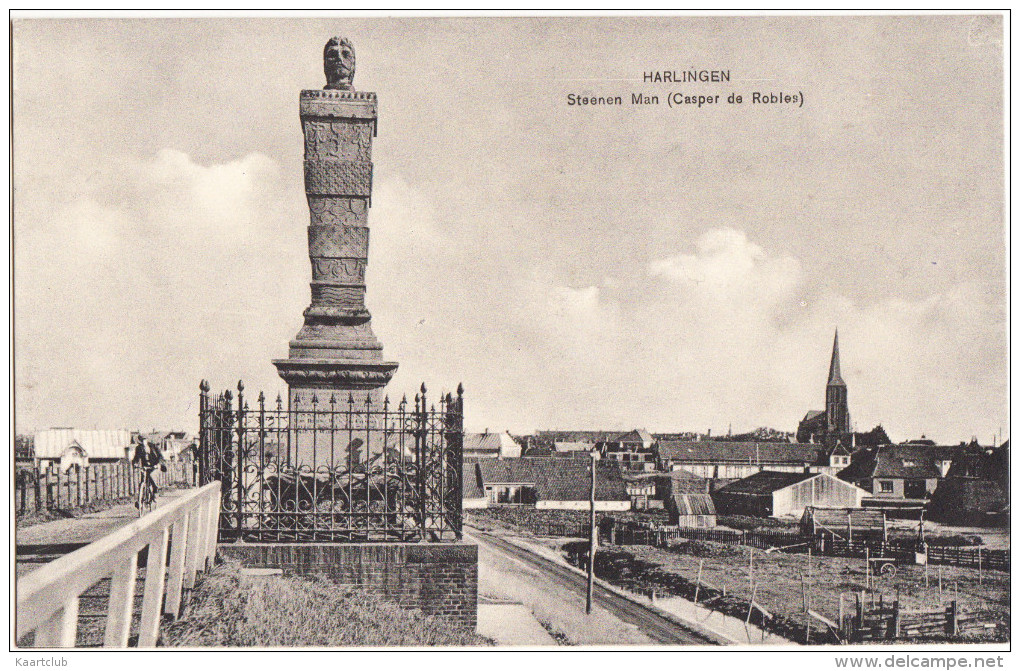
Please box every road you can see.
[468,528,723,645]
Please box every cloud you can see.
[15,165,1006,445]
[15,149,302,432]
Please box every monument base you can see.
[218,542,478,629]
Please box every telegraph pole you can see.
[586,448,597,614]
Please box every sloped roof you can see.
[828,330,846,386]
[802,410,825,422]
[462,463,485,499]
[475,457,629,502]
[838,444,946,481]
[670,491,716,516]
[464,432,517,454]
[554,441,594,452]
[617,429,653,443]
[657,469,710,494]
[477,458,541,484]
[715,470,816,495]
[34,429,134,460]
[656,441,828,465]
[535,430,627,443]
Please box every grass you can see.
[574,539,1009,643]
[466,507,668,535]
[162,561,491,647]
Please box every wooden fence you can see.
[15,461,198,515]
[839,592,993,642]
[602,519,1010,572]
[16,481,220,648]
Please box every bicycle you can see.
[136,467,157,516]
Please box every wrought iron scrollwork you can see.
[198,380,464,543]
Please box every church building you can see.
[797,330,851,445]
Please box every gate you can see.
[198,381,464,543]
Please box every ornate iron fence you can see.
[198,381,464,543]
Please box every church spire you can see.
[827,329,845,387]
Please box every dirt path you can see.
[15,488,193,578]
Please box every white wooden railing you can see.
[17,481,221,648]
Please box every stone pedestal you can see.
[274,89,397,407]
[218,542,479,629]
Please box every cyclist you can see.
[132,436,165,508]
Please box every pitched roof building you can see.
[465,457,631,511]
[836,443,955,501]
[713,470,869,518]
[463,431,521,459]
[797,330,852,445]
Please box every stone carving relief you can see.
[307,225,369,257]
[311,257,367,283]
[312,284,365,306]
[307,197,368,226]
[304,159,373,197]
[303,120,373,162]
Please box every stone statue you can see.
[323,36,356,90]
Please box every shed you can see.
[661,470,717,527]
[713,470,869,518]
[799,507,886,541]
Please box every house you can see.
[466,457,631,511]
[140,430,197,460]
[601,429,656,471]
[713,470,869,518]
[463,431,521,459]
[836,443,954,502]
[799,506,887,542]
[621,472,660,510]
[659,470,716,527]
[33,429,135,471]
[655,440,850,479]
[534,429,656,471]
[927,441,1009,527]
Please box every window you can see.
[879,481,894,493]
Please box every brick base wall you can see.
[218,542,478,629]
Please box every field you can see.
[587,538,1009,643]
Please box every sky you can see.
[12,15,1006,443]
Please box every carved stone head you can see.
[324,36,356,90]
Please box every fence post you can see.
[103,552,139,647]
[45,467,53,510]
[164,517,189,618]
[138,528,170,647]
[892,591,900,639]
[946,600,958,637]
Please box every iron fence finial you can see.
[258,391,265,403]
